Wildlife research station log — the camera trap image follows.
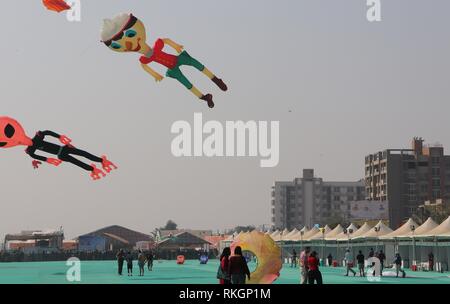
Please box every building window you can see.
[432,168,440,177]
[432,190,441,199]
[432,179,441,188]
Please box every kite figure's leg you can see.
[90,164,106,181]
[59,147,107,180]
[101,155,118,173]
[67,147,103,163]
[59,153,97,171]
[179,51,228,92]
[166,65,215,108]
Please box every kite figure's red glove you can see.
[59,135,72,146]
[47,158,62,166]
[101,155,118,173]
[90,164,106,181]
[32,160,42,169]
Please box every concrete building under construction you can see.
[365,138,450,228]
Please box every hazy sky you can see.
[1,0,449,240]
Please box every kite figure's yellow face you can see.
[104,16,147,53]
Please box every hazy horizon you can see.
[1,0,450,240]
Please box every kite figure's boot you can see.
[211,77,228,92]
[102,155,118,173]
[90,164,106,181]
[200,94,214,108]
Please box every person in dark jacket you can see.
[291,249,297,268]
[228,246,250,284]
[146,251,154,271]
[327,253,333,267]
[428,252,434,271]
[394,253,406,278]
[116,249,125,275]
[377,250,386,276]
[126,251,133,276]
[356,250,365,277]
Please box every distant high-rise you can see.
[365,138,450,228]
[271,169,365,230]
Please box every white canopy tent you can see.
[270,230,280,238]
[353,221,393,240]
[308,225,332,240]
[380,218,418,240]
[300,226,309,234]
[348,222,373,239]
[389,217,438,239]
[324,224,344,241]
[333,223,359,241]
[270,230,283,242]
[300,227,320,241]
[282,228,299,241]
[289,227,311,241]
[417,216,450,239]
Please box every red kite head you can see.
[0,117,33,148]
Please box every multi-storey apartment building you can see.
[365,138,450,228]
[271,169,365,230]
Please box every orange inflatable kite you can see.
[230,231,282,284]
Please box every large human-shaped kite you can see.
[101,13,228,108]
[0,117,117,181]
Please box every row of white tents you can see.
[220,217,450,271]
[266,216,450,243]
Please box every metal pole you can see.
[322,230,325,264]
[300,231,304,253]
[411,225,416,268]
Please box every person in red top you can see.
[218,247,231,284]
[101,13,228,108]
[307,251,323,284]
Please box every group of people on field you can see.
[297,246,413,284]
[217,246,251,284]
[116,249,154,276]
[299,247,323,284]
[344,248,407,278]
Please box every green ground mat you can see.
[0,260,449,284]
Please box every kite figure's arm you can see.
[25,147,48,162]
[162,38,184,54]
[40,130,61,138]
[25,147,61,167]
[40,130,72,146]
[141,64,164,82]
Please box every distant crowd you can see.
[0,248,216,263]
[0,250,117,262]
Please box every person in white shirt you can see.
[299,247,311,284]
[344,249,356,276]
